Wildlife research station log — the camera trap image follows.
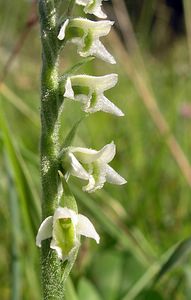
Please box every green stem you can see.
[38,0,64,298]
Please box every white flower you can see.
[58,18,115,64]
[62,142,127,193]
[36,207,100,261]
[76,0,107,19]
[64,74,124,116]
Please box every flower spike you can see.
[76,0,107,19]
[58,18,116,64]
[36,207,100,261]
[61,142,127,193]
[64,74,124,116]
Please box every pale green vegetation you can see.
[1,0,191,299]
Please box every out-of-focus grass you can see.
[0,1,191,299]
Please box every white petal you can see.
[71,19,113,37]
[76,0,89,5]
[68,152,90,180]
[75,94,90,105]
[69,74,118,92]
[93,94,124,116]
[81,39,116,64]
[105,165,127,185]
[82,175,96,192]
[94,73,118,91]
[91,6,107,19]
[50,239,64,260]
[36,216,53,247]
[69,143,115,164]
[58,19,69,40]
[64,76,90,105]
[50,238,80,262]
[97,142,116,163]
[53,206,78,227]
[89,20,114,37]
[77,214,100,243]
[87,0,107,19]
[76,0,107,18]
[82,162,107,193]
[84,4,107,19]
[64,77,74,99]
[69,147,99,164]
[70,37,84,51]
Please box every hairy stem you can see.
[39,0,64,298]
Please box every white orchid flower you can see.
[62,142,127,193]
[36,207,100,261]
[58,18,115,64]
[64,74,124,116]
[76,0,107,19]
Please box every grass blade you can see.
[154,237,191,284]
[65,277,79,300]
[0,108,40,233]
[6,159,22,300]
[0,83,39,126]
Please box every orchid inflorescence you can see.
[37,0,126,263]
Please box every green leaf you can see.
[154,237,191,284]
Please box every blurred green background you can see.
[1,0,191,299]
